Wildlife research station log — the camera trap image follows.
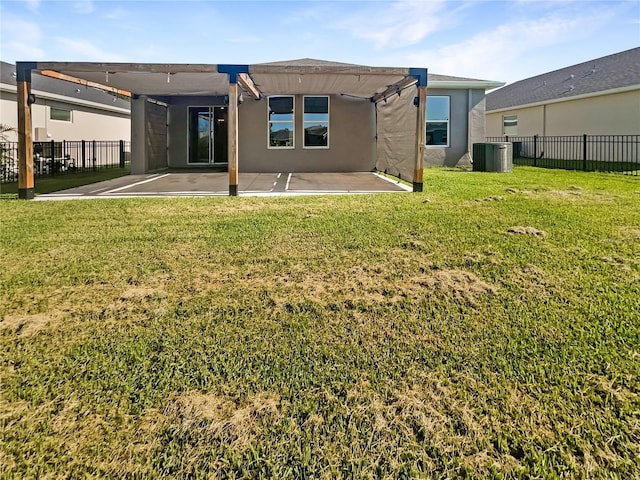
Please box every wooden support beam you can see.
[237,73,261,99]
[40,70,132,97]
[36,62,220,74]
[17,78,34,199]
[413,85,427,192]
[371,76,417,103]
[249,64,409,76]
[228,83,239,196]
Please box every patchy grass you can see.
[1,167,639,478]
[0,166,130,196]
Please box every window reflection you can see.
[304,96,329,148]
[268,96,295,148]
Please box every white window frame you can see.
[267,95,295,149]
[503,114,518,136]
[426,96,450,148]
[303,95,330,149]
[50,107,72,122]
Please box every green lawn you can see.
[1,167,639,478]
[0,166,130,196]
[515,157,639,173]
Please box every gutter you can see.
[486,84,639,113]
[429,80,505,90]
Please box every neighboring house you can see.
[13,59,502,197]
[0,61,130,142]
[485,48,640,137]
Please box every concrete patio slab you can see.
[35,172,411,200]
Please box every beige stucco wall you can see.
[166,94,375,172]
[239,94,376,173]
[486,105,544,137]
[0,89,130,142]
[545,90,639,135]
[486,89,640,136]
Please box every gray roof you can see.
[255,58,364,68]
[0,61,131,111]
[486,47,640,111]
[428,73,492,83]
[255,58,497,84]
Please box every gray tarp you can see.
[375,85,418,183]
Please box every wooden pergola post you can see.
[413,84,427,192]
[409,68,428,193]
[217,65,254,197]
[217,65,257,197]
[228,82,239,196]
[17,63,36,200]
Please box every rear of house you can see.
[13,59,503,199]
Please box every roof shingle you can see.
[486,47,640,111]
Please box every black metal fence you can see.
[486,135,639,175]
[0,140,130,183]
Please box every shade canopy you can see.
[30,59,421,100]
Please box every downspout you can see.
[467,89,473,165]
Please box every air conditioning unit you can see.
[34,127,49,142]
[472,142,513,172]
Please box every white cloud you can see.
[333,0,452,48]
[406,10,610,83]
[54,37,127,61]
[25,0,40,11]
[104,7,129,20]
[0,15,45,61]
[73,0,94,14]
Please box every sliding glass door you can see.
[188,106,227,165]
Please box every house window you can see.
[50,107,72,122]
[268,96,294,148]
[503,114,518,135]
[426,96,449,147]
[303,96,329,148]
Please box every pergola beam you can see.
[34,62,220,74]
[371,76,417,103]
[237,73,261,99]
[40,70,132,97]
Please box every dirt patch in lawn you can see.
[618,227,640,242]
[0,310,64,337]
[411,269,497,305]
[180,260,498,309]
[507,226,547,237]
[162,391,281,450]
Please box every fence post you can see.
[81,140,86,169]
[533,135,538,167]
[119,140,125,168]
[50,140,55,175]
[92,140,97,171]
[583,134,588,171]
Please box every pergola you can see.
[15,60,427,199]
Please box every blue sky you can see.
[1,0,638,85]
